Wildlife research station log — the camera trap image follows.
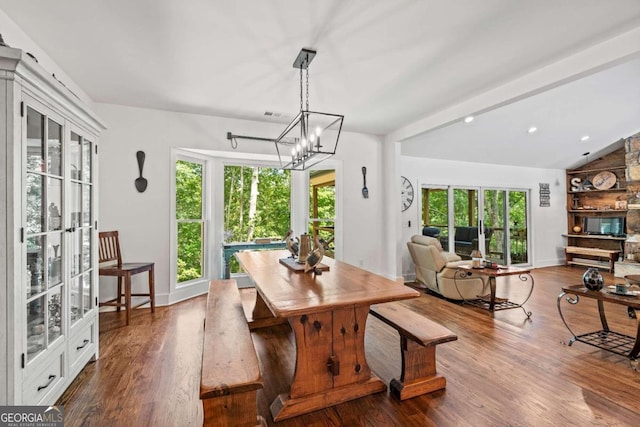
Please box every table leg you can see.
[557,291,579,345]
[630,309,640,360]
[488,277,497,311]
[222,251,230,280]
[269,305,386,421]
[247,291,287,330]
[597,300,610,332]
[517,273,534,318]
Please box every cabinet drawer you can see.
[70,321,96,369]
[22,350,64,405]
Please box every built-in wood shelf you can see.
[568,210,627,213]
[563,234,626,241]
[566,165,626,175]
[568,188,626,194]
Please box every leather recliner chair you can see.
[407,235,489,300]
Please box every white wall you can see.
[399,155,566,279]
[95,103,387,305]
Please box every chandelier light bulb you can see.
[315,126,322,136]
[291,147,296,156]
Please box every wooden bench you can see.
[370,302,457,400]
[200,280,265,427]
[564,246,620,272]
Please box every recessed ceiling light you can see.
[527,126,537,134]
[580,135,590,142]
[464,116,474,123]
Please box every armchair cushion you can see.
[442,252,462,263]
[411,234,442,251]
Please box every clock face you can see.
[400,176,414,211]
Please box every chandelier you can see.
[227,48,343,171]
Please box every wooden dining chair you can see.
[98,230,155,325]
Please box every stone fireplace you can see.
[615,131,640,277]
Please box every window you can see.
[175,159,205,283]
[223,165,291,274]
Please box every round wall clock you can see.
[400,176,414,211]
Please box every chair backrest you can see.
[98,230,122,266]
[407,235,447,273]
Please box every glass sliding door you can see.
[421,187,448,246]
[421,184,529,265]
[483,189,529,265]
[509,190,529,264]
[483,189,506,264]
[451,188,479,258]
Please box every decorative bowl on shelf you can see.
[592,171,617,190]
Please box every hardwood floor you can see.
[57,266,640,426]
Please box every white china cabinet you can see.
[0,46,106,404]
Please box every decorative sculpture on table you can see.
[319,236,334,252]
[283,229,299,258]
[304,235,326,274]
[298,233,312,263]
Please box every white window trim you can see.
[169,149,211,303]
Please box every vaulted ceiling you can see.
[1,0,639,168]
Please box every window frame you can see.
[171,151,209,290]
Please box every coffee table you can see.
[558,285,640,360]
[454,265,534,317]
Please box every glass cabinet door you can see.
[69,132,94,325]
[25,106,65,363]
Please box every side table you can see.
[557,285,640,360]
[454,265,534,317]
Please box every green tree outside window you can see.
[176,160,204,283]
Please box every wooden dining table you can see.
[235,250,420,421]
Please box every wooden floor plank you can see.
[57,266,640,426]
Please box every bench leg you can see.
[149,266,155,313]
[202,390,265,427]
[390,337,446,400]
[609,254,615,273]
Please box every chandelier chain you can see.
[305,67,309,111]
[299,66,303,112]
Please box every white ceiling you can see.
[1,0,639,169]
[402,57,640,169]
